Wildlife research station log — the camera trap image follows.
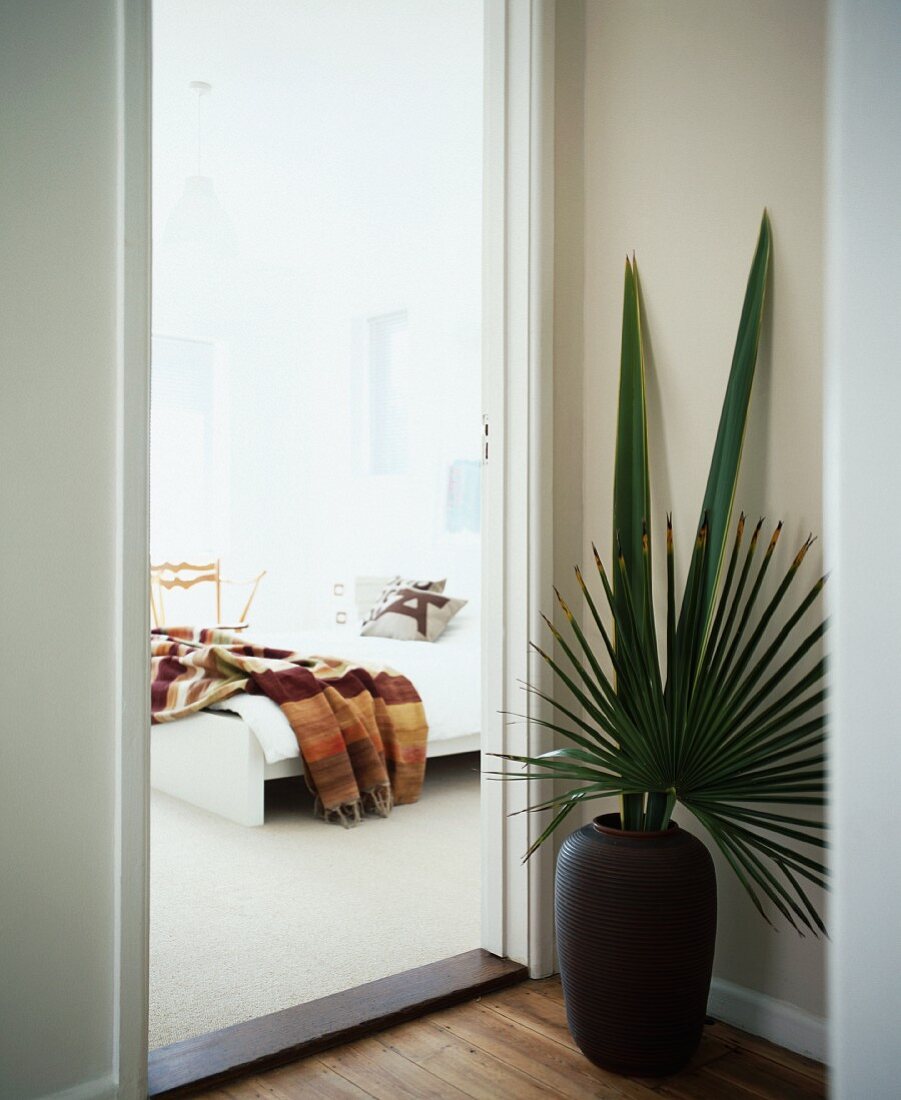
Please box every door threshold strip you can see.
[148,947,528,1097]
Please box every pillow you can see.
[384,575,447,595]
[361,586,467,642]
[363,576,446,625]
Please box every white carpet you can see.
[149,753,481,1050]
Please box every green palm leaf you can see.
[613,256,650,635]
[612,257,652,830]
[679,210,773,644]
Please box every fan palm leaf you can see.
[491,212,828,932]
[491,523,828,930]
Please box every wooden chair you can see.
[150,559,266,629]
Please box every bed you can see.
[150,600,481,825]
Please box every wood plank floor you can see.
[193,977,827,1099]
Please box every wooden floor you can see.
[193,977,826,1099]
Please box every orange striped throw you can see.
[151,628,428,825]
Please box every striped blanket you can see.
[151,628,428,825]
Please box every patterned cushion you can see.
[363,576,446,625]
[360,586,467,642]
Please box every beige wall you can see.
[554,0,586,604]
[0,3,122,1096]
[555,0,827,1018]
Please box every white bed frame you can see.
[152,579,480,825]
[151,711,479,826]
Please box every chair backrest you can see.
[150,560,221,628]
[150,560,267,629]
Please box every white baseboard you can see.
[39,1076,117,1100]
[708,977,827,1064]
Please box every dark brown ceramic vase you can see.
[555,813,717,1077]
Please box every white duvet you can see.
[210,606,481,764]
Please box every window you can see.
[367,311,409,475]
[149,335,228,559]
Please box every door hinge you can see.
[482,414,489,464]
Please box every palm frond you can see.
[500,520,827,929]
[678,210,772,640]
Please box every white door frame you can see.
[113,1,557,1095]
[114,1,152,1097]
[481,0,556,975]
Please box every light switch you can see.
[335,611,348,624]
[333,582,345,596]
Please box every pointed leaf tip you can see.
[541,612,562,639]
[792,538,815,568]
[768,523,783,550]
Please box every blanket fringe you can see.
[314,796,363,829]
[314,785,393,825]
[362,784,394,818]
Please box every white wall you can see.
[151,0,483,632]
[0,2,122,1097]
[555,0,828,1040]
[827,2,901,1095]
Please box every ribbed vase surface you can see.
[555,813,717,1077]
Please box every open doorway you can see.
[148,0,484,1053]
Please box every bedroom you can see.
[148,0,484,1051]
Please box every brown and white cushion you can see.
[361,586,467,642]
[363,576,446,626]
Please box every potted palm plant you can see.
[499,211,827,1077]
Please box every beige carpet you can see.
[149,753,481,1050]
